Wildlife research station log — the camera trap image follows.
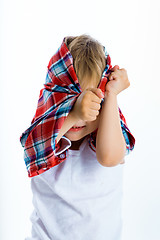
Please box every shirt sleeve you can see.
[118,106,135,156]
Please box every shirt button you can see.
[60,153,65,159]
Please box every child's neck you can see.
[70,137,86,150]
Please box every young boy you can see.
[21,34,135,240]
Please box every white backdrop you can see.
[1,0,160,239]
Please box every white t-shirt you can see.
[26,136,124,240]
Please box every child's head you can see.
[64,34,106,144]
[64,34,106,90]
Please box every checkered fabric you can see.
[20,38,135,177]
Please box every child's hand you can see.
[71,88,104,121]
[106,66,130,96]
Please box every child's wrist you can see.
[69,109,79,123]
[105,90,117,98]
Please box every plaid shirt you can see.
[20,38,135,178]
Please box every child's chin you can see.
[64,133,86,142]
[66,136,83,141]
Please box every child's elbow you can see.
[97,158,119,167]
[96,153,125,167]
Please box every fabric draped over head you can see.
[20,38,135,177]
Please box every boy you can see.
[21,34,135,240]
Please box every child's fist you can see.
[106,67,130,96]
[72,88,104,121]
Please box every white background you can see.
[0,0,160,239]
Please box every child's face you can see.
[64,74,100,142]
[64,116,100,142]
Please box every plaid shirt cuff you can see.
[55,136,71,156]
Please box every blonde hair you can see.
[64,34,106,87]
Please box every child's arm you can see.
[96,67,130,166]
[56,88,103,144]
[56,111,79,144]
[96,92,126,166]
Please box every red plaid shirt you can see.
[20,38,135,178]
